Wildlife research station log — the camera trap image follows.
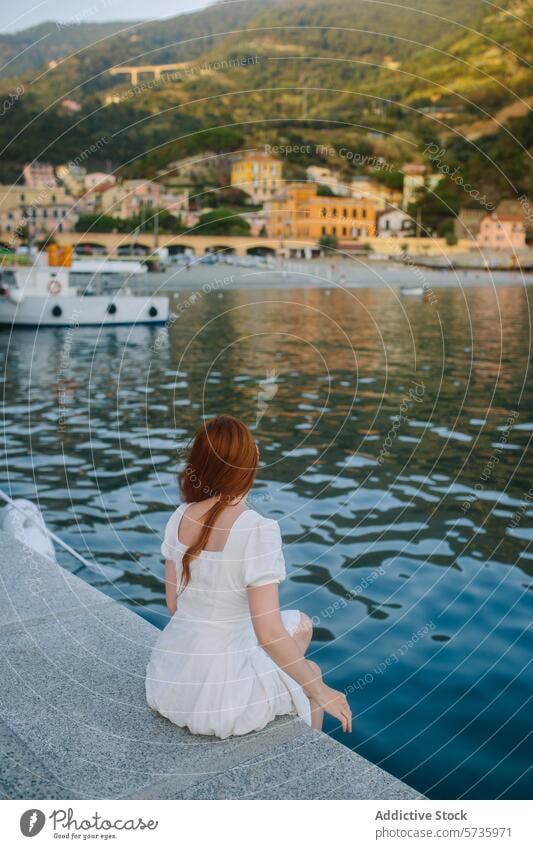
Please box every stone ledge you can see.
[0,532,424,800]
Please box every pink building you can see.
[98,180,188,220]
[22,162,57,189]
[476,201,526,250]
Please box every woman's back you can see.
[176,497,249,552]
[160,502,284,626]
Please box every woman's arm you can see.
[247,583,352,732]
[164,559,178,616]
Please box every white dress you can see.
[145,504,312,738]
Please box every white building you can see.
[306,166,349,196]
[84,172,117,191]
[376,208,415,237]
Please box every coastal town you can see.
[0,150,529,266]
[1,0,532,820]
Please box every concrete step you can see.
[0,532,424,800]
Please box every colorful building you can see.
[231,153,283,204]
[475,201,526,250]
[265,182,380,241]
[56,165,87,197]
[0,185,77,239]
[376,208,415,237]
[97,180,188,220]
[22,162,57,189]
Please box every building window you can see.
[322,225,326,235]
[342,227,347,236]
[333,208,337,217]
[332,226,337,235]
[343,209,347,218]
[362,209,367,218]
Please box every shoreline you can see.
[118,261,533,295]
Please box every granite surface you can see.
[0,531,424,800]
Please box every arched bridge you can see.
[54,233,317,259]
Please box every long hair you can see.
[178,415,258,590]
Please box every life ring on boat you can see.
[48,278,62,295]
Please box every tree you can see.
[204,187,252,208]
[319,234,338,253]
[317,184,335,196]
[407,182,461,237]
[75,213,117,233]
[197,208,250,236]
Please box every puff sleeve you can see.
[160,509,180,560]
[243,516,286,587]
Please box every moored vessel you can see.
[0,246,169,327]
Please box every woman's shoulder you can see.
[165,501,188,524]
[242,508,280,530]
[238,510,282,550]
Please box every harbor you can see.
[2,280,531,800]
[1,0,532,817]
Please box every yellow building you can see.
[0,184,77,239]
[265,182,380,241]
[231,153,283,204]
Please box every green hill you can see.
[0,21,133,79]
[1,0,530,204]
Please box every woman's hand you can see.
[314,683,352,733]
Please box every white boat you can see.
[0,252,169,328]
[399,285,425,297]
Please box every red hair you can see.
[178,415,258,590]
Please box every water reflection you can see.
[1,283,531,799]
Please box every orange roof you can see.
[494,199,526,221]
